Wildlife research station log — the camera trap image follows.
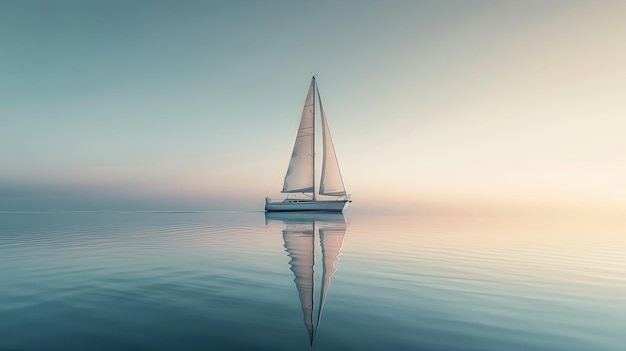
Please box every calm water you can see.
[1,211,624,351]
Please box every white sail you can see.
[318,91,347,196]
[266,76,350,213]
[282,78,316,194]
[283,226,315,343]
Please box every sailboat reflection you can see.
[265,212,347,346]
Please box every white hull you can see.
[265,199,350,212]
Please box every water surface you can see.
[1,211,624,350]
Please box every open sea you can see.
[0,211,624,351]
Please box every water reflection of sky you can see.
[0,212,624,350]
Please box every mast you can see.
[312,76,317,201]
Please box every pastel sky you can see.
[1,1,624,213]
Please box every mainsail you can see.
[318,89,347,196]
[282,78,316,194]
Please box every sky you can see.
[1,0,625,214]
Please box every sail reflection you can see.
[265,212,347,345]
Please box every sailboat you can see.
[265,212,347,345]
[265,76,351,212]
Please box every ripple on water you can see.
[0,212,625,351]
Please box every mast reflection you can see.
[265,212,347,346]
